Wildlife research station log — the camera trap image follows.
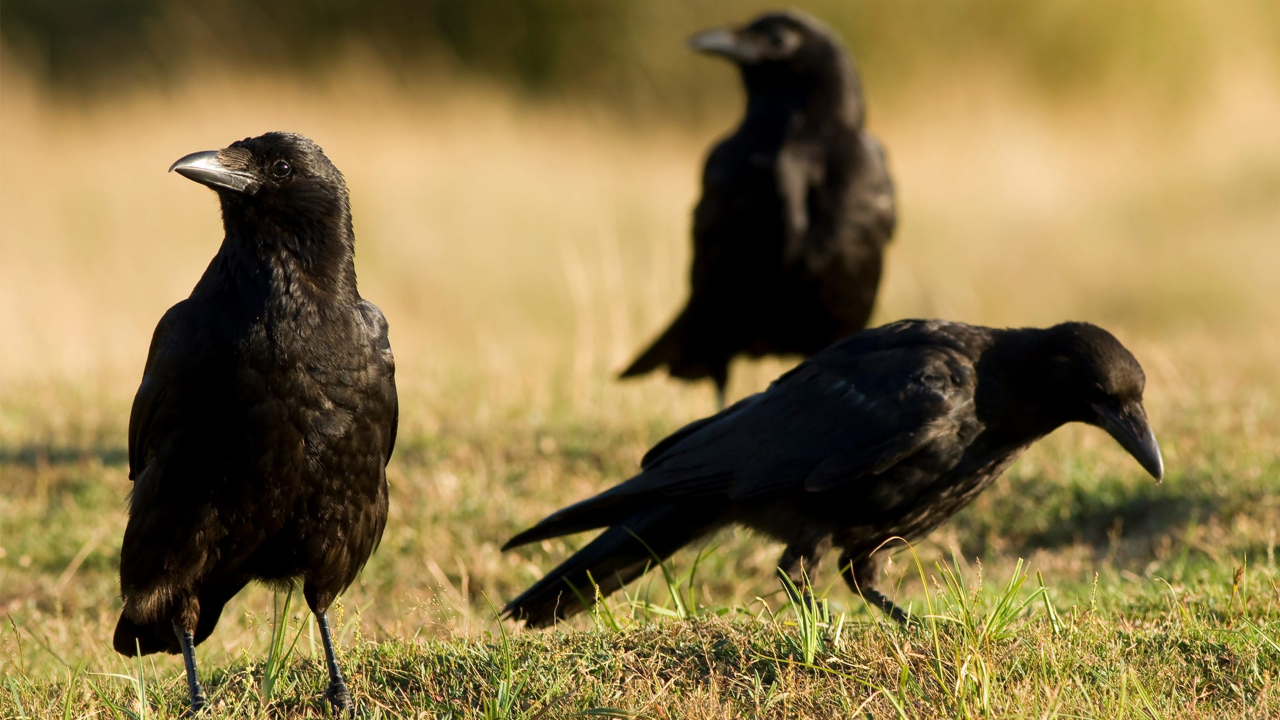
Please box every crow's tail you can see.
[113,584,240,656]
[502,504,722,628]
[620,310,729,394]
[113,616,180,656]
[620,312,688,380]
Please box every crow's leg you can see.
[171,620,207,714]
[777,535,833,609]
[316,610,353,715]
[839,552,909,624]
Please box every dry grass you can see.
[1,54,1279,717]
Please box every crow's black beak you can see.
[689,28,759,63]
[170,150,258,194]
[1092,402,1164,481]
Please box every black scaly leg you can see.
[171,620,207,714]
[861,585,911,625]
[777,537,832,611]
[316,610,353,715]
[840,553,910,625]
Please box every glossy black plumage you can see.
[507,320,1163,627]
[113,132,397,714]
[621,11,896,405]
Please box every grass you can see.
[5,559,1275,717]
[2,49,1280,717]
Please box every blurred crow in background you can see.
[621,10,897,408]
[113,132,398,715]
[507,320,1163,626]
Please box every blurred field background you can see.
[2,0,1279,716]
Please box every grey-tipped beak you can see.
[1092,402,1164,481]
[689,28,753,61]
[169,150,258,194]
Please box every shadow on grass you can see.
[957,470,1267,559]
[0,444,128,469]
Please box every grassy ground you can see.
[2,55,1279,717]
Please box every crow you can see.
[506,320,1163,626]
[621,10,896,408]
[113,132,397,714]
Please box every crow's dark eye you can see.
[271,160,292,179]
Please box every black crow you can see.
[621,10,896,408]
[507,320,1163,626]
[113,132,397,714]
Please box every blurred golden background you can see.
[3,1,1279,398]
[2,0,1278,680]
[3,0,1280,402]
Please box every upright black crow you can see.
[507,320,1163,626]
[113,132,398,714]
[621,10,896,408]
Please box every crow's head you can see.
[690,11,836,69]
[170,132,352,248]
[170,132,356,288]
[1040,322,1164,481]
[689,10,859,114]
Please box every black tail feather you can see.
[503,505,722,628]
[502,490,652,551]
[113,616,180,656]
[620,309,731,395]
[620,314,687,380]
[113,583,241,657]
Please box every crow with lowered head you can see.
[113,132,397,714]
[621,10,896,408]
[507,320,1163,626]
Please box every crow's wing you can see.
[358,299,398,466]
[508,330,977,546]
[689,140,738,289]
[637,344,972,501]
[847,133,897,247]
[120,298,244,613]
[127,300,218,483]
[786,130,896,267]
[689,136,783,291]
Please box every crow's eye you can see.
[271,160,292,179]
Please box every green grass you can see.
[3,550,1276,717]
[3,52,1280,717]
[3,397,1277,718]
